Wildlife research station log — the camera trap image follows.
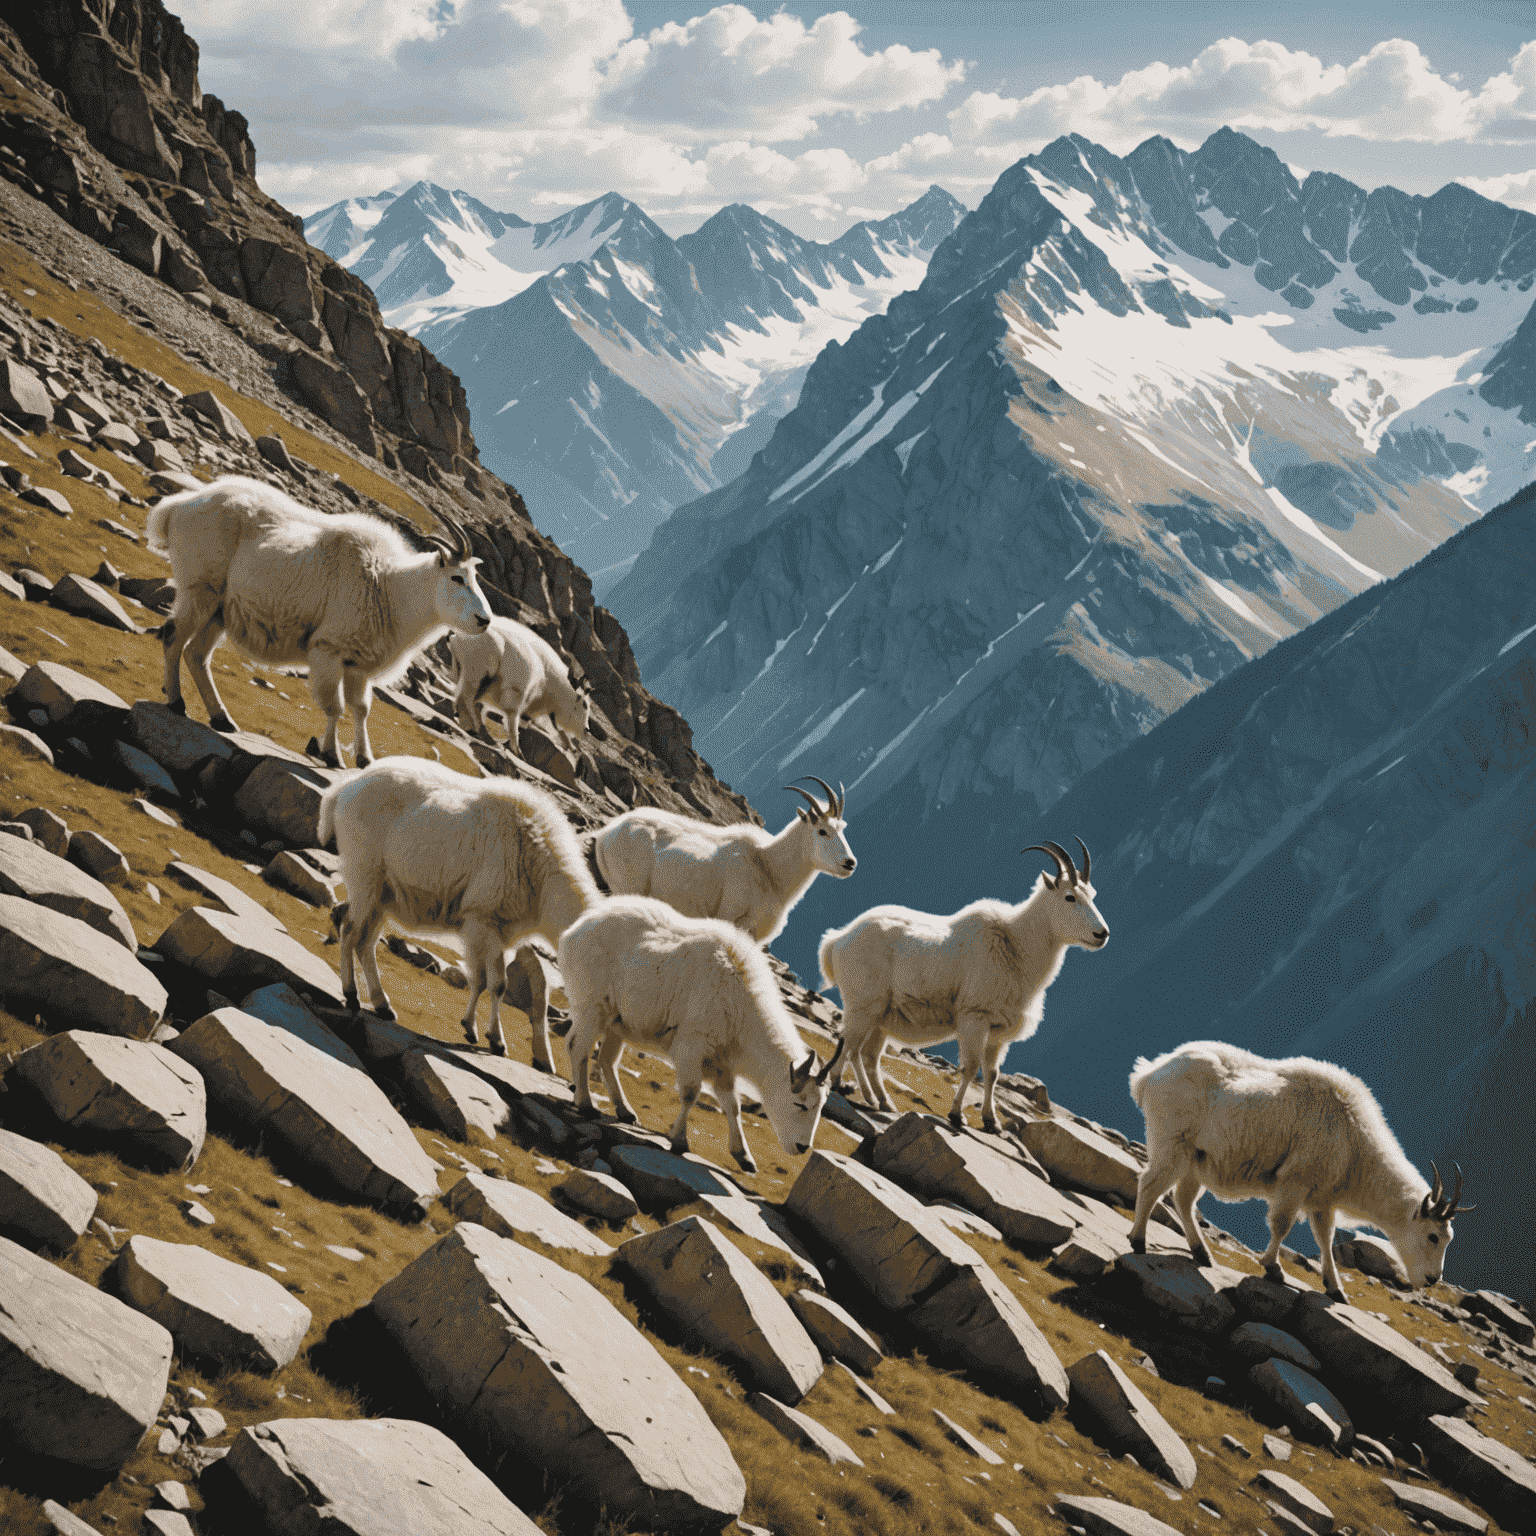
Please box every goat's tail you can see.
[317,777,346,851]
[817,926,842,995]
[1127,1055,1156,1109]
[144,495,177,557]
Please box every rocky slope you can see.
[610,128,1536,858]
[0,0,756,830]
[405,186,966,590]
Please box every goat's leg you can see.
[482,937,510,1058]
[159,590,209,715]
[354,904,394,1021]
[979,1030,1009,1133]
[668,1046,704,1154]
[457,921,494,1048]
[342,667,375,768]
[1173,1170,1213,1267]
[1310,1206,1344,1300]
[713,1077,755,1173]
[595,1032,634,1121]
[564,1011,606,1113]
[181,609,236,731]
[1130,1145,1183,1252]
[948,1024,985,1127]
[306,649,347,768]
[338,867,384,1012]
[1258,1196,1303,1280]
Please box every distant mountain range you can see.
[304,183,967,591]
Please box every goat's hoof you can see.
[1128,1236,1147,1254]
[167,698,187,717]
[981,1117,999,1134]
[342,989,359,1012]
[321,752,342,770]
[1263,1262,1284,1282]
[947,1111,965,1128]
[356,754,372,769]
[732,1150,758,1174]
[615,1107,639,1125]
[373,1003,397,1024]
[1194,1249,1215,1268]
[668,1138,689,1156]
[1325,1287,1346,1304]
[530,1058,553,1073]
[209,713,235,733]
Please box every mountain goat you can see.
[318,757,599,1064]
[1127,1041,1473,1300]
[147,476,491,767]
[449,615,591,755]
[560,895,844,1171]
[595,776,856,944]
[819,839,1108,1132]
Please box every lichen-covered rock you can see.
[373,1221,746,1530]
[0,1127,96,1249]
[0,1233,172,1472]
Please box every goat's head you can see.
[427,514,492,634]
[1023,838,1109,949]
[771,1039,847,1155]
[783,775,856,877]
[1394,1161,1472,1288]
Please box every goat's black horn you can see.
[1074,836,1091,884]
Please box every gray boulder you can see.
[1113,1253,1245,1335]
[1228,1322,1321,1372]
[9,662,130,735]
[182,390,255,446]
[789,1289,882,1374]
[0,1127,96,1248]
[0,1233,173,1472]
[169,1008,439,1214]
[165,861,286,932]
[1016,1118,1143,1203]
[115,1234,311,1371]
[15,1031,205,1168]
[1248,1358,1354,1450]
[1420,1413,1536,1533]
[263,850,332,906]
[129,702,240,774]
[1381,1475,1489,1535]
[15,807,69,856]
[1463,1290,1535,1346]
[67,830,131,887]
[234,756,338,846]
[48,575,138,633]
[0,724,53,763]
[0,360,52,430]
[239,983,361,1067]
[0,894,167,1034]
[445,1171,612,1257]
[1250,1469,1334,1534]
[687,1192,824,1288]
[1331,1232,1403,1284]
[554,1166,638,1222]
[373,1221,746,1530]
[223,1416,544,1536]
[403,1050,513,1142]
[619,1217,822,1403]
[1068,1349,1196,1487]
[154,905,344,1004]
[607,1143,741,1209]
[1055,1495,1184,1536]
[748,1392,863,1465]
[0,832,137,950]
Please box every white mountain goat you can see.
[449,615,591,753]
[318,757,599,1064]
[1127,1041,1473,1300]
[560,895,845,1171]
[147,475,491,767]
[595,776,856,944]
[819,839,1108,1131]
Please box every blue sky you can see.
[177,0,1536,235]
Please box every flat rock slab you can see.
[1233,1274,1307,1325]
[1250,1469,1334,1533]
[0,893,167,1036]
[129,703,241,775]
[620,1217,822,1403]
[1114,1253,1246,1335]
[1229,1322,1321,1372]
[446,1172,612,1257]
[748,1393,863,1466]
[1382,1477,1488,1534]
[1249,1358,1354,1450]
[688,1192,824,1289]
[50,574,138,633]
[607,1143,741,1209]
[169,1008,439,1214]
[1016,1118,1143,1203]
[1421,1413,1536,1533]
[404,1050,513,1142]
[155,905,344,1004]
[233,756,338,846]
[224,1415,543,1535]
[115,1234,311,1372]
[790,1289,882,1374]
[930,1202,1003,1241]
[165,862,285,933]
[873,1112,1081,1249]
[834,1356,894,1414]
[42,1499,106,1536]
[908,1257,1071,1411]
[0,835,137,951]
[1290,1295,1481,1423]
[933,1408,1004,1464]
[0,1127,96,1249]
[554,1167,637,1221]
[15,1031,205,1169]
[11,662,129,735]
[373,1220,745,1530]
[784,1150,979,1311]
[1054,1495,1184,1536]
[0,1233,173,1472]
[1068,1349,1196,1487]
[239,983,360,1068]
[355,1014,573,1102]
[1464,1290,1535,1346]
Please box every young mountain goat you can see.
[318,757,599,1064]
[449,615,591,755]
[147,476,490,767]
[1128,1041,1473,1300]
[819,839,1108,1131]
[561,895,844,1171]
[595,777,856,944]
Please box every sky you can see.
[176,0,1536,238]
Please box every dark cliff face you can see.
[0,0,756,829]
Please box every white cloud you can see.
[1462,168,1536,214]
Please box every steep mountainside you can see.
[412,187,966,590]
[612,129,1536,850]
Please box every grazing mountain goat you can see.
[1128,1041,1473,1300]
[819,839,1108,1132]
[449,615,591,755]
[560,895,844,1171]
[147,475,491,767]
[595,776,856,944]
[318,757,599,1064]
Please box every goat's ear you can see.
[790,1054,815,1092]
[1042,872,1057,890]
[795,807,809,823]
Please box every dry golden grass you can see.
[1,234,1529,1536]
